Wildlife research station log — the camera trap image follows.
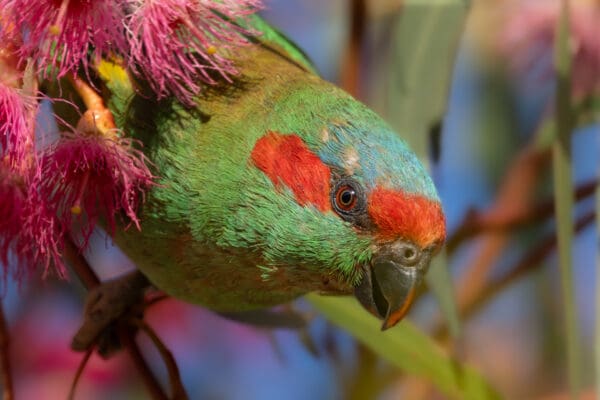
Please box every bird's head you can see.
[245,87,446,330]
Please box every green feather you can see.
[103,16,438,312]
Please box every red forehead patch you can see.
[251,132,331,212]
[368,188,446,247]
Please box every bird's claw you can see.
[71,271,149,358]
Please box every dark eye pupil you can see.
[332,180,363,216]
[340,189,355,205]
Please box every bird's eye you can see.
[331,178,366,220]
[335,185,357,210]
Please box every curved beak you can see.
[354,241,433,330]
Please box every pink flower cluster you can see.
[128,0,260,104]
[0,0,263,279]
[0,161,65,279]
[40,134,154,248]
[1,0,263,103]
[6,0,128,80]
[0,84,35,167]
[500,0,600,99]
[0,126,155,279]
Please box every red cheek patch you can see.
[251,132,332,212]
[368,188,446,248]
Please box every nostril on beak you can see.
[397,243,420,266]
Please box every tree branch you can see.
[447,178,597,253]
[137,320,188,400]
[68,348,93,400]
[341,0,367,97]
[452,144,549,316]
[435,211,595,338]
[63,238,170,400]
[64,239,99,288]
[462,211,594,321]
[119,327,169,400]
[0,301,13,400]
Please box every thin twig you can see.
[347,344,397,400]
[137,320,189,400]
[536,387,595,400]
[64,239,99,289]
[465,211,594,319]
[0,301,13,400]
[145,293,170,308]
[63,238,169,400]
[452,144,549,315]
[119,328,169,400]
[341,0,367,97]
[435,211,595,338]
[68,347,94,400]
[447,178,597,252]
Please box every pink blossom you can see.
[0,83,37,167]
[0,164,65,280]
[0,167,26,267]
[126,0,262,104]
[40,132,155,248]
[1,0,128,78]
[20,171,67,278]
[500,1,600,98]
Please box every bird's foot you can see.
[71,270,150,358]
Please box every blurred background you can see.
[2,0,599,398]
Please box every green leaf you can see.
[307,294,499,399]
[552,1,582,397]
[425,250,461,337]
[367,0,468,336]
[367,0,469,155]
[596,180,600,398]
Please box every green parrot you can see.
[79,15,446,341]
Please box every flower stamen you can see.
[50,0,72,36]
[70,170,90,216]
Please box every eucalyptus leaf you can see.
[552,1,582,396]
[367,0,468,338]
[308,294,499,399]
[426,250,461,337]
[367,0,469,155]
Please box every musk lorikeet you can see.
[84,15,446,336]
